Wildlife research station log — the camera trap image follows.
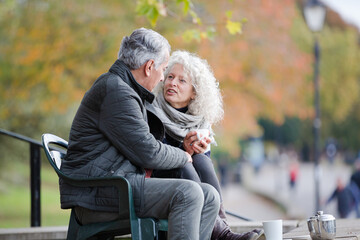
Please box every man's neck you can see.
[130,68,141,83]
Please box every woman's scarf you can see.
[153,92,216,147]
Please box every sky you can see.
[321,0,360,31]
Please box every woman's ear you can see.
[144,59,155,77]
[190,90,196,100]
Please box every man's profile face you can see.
[146,53,169,91]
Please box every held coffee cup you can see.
[263,219,283,240]
[196,129,210,141]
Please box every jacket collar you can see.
[109,59,155,103]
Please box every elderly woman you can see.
[151,50,263,240]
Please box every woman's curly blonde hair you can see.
[154,50,224,125]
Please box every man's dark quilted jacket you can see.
[60,60,187,214]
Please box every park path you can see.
[221,161,353,223]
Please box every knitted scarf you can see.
[152,92,213,144]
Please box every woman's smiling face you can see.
[163,63,196,109]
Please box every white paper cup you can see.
[263,219,283,240]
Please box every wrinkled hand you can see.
[183,131,197,155]
[183,131,212,155]
[192,137,211,154]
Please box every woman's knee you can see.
[192,153,210,162]
[192,154,214,171]
[192,154,217,180]
[201,183,220,209]
[180,162,201,182]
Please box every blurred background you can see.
[1,0,360,228]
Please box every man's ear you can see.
[144,59,155,77]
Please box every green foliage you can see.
[135,0,244,40]
[1,0,360,175]
[181,27,216,42]
[320,28,360,123]
[291,6,360,152]
[327,102,360,151]
[0,0,131,136]
[258,117,304,147]
[0,0,245,158]
[177,0,191,14]
[136,0,166,27]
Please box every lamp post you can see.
[303,0,326,213]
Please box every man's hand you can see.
[185,152,193,163]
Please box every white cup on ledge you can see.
[263,219,283,240]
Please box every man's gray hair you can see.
[118,28,171,70]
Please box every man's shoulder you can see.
[94,73,143,111]
[99,72,136,95]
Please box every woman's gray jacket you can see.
[60,60,188,214]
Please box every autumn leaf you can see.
[226,19,242,35]
[225,10,243,35]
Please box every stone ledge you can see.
[0,220,299,240]
[0,226,130,240]
[228,220,299,233]
[0,226,68,240]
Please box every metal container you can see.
[307,211,336,240]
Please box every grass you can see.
[0,161,133,239]
[0,160,70,228]
[0,160,147,239]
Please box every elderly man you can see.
[60,28,220,240]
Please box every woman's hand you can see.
[183,131,211,155]
[183,131,198,155]
[192,137,211,154]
